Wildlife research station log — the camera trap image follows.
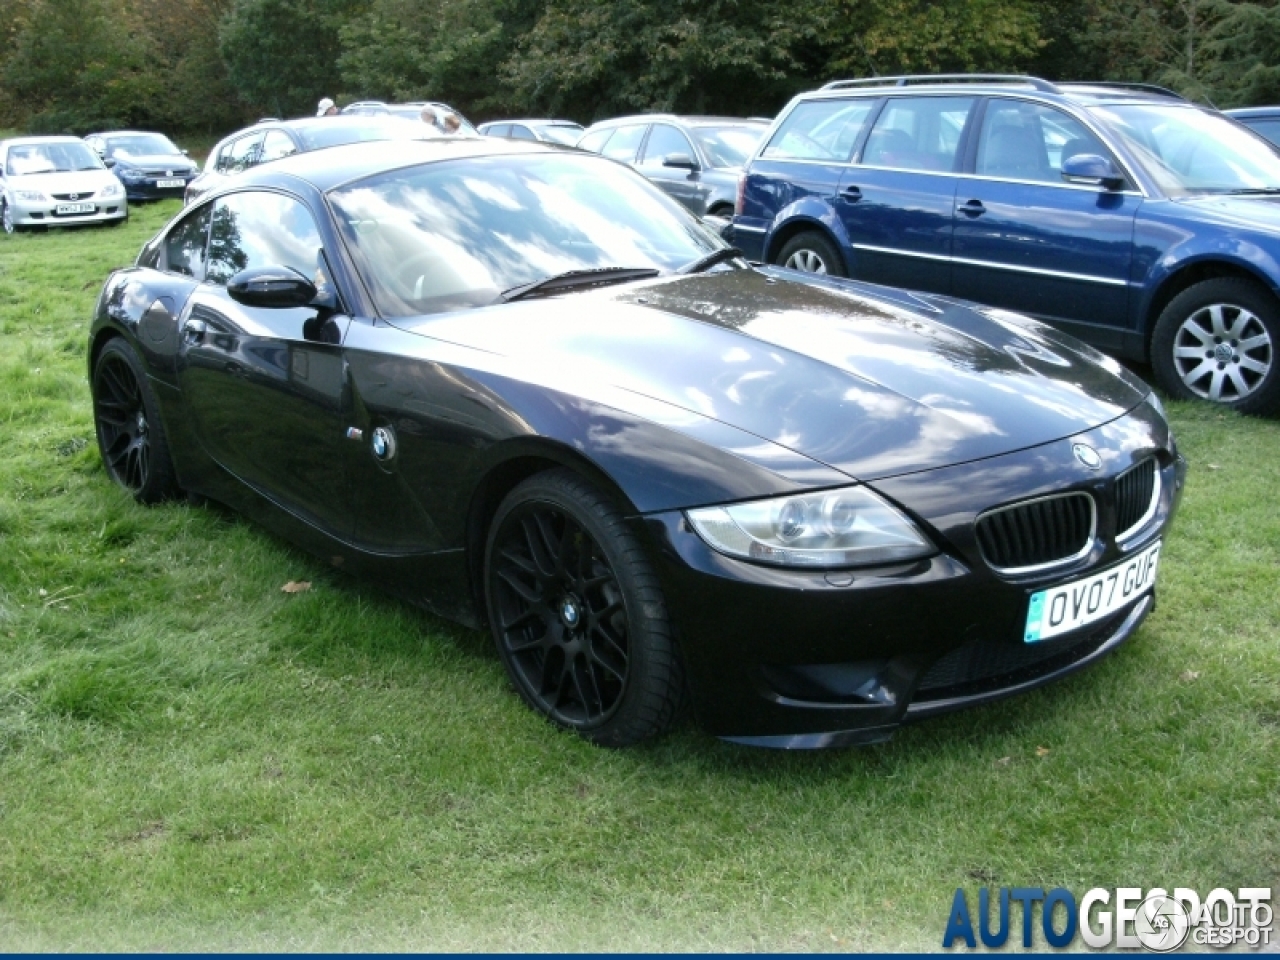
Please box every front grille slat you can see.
[976,492,1094,573]
[1115,458,1158,538]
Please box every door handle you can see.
[840,185,863,201]
[958,199,986,216]
[183,316,207,343]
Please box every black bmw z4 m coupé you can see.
[89,138,1186,748]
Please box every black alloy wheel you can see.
[1151,277,1280,416]
[484,469,685,746]
[775,230,847,278]
[91,339,179,503]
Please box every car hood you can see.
[8,170,119,194]
[388,268,1148,481]
[1176,193,1280,233]
[113,154,195,171]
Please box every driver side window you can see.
[205,191,331,300]
[164,202,212,279]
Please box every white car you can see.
[0,136,127,234]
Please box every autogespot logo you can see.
[942,885,1273,951]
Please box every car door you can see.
[636,122,708,214]
[175,189,353,537]
[951,98,1139,333]
[837,95,976,293]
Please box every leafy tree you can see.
[1201,1,1280,106]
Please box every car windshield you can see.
[6,141,103,175]
[330,153,722,317]
[296,118,439,151]
[105,134,181,158]
[538,124,583,145]
[691,125,766,167]
[1093,103,1280,195]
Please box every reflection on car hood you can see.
[113,154,195,171]
[8,170,118,192]
[389,268,1148,481]
[1177,194,1280,234]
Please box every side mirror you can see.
[227,266,317,309]
[103,158,117,168]
[1061,153,1125,190]
[662,152,699,171]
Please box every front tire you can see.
[775,230,847,277]
[484,469,686,747]
[1151,278,1280,415]
[91,339,179,503]
[1,197,20,234]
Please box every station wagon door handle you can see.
[183,316,207,343]
[958,199,986,216]
[839,185,863,201]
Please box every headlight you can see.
[14,190,47,201]
[100,182,121,197]
[118,168,145,181]
[686,487,934,568]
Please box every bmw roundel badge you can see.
[371,426,397,462]
[1072,443,1102,470]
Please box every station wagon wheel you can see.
[2,198,17,235]
[775,230,847,278]
[91,339,179,503]
[1151,277,1280,416]
[484,469,686,746]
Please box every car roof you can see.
[87,130,173,138]
[1225,106,1280,118]
[794,75,1195,108]
[232,136,563,193]
[586,114,768,130]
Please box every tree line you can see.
[1,0,1278,136]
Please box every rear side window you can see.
[259,129,298,164]
[601,124,648,162]
[205,191,329,292]
[509,124,536,140]
[976,100,1109,183]
[576,128,613,153]
[861,97,975,172]
[216,132,263,175]
[164,202,212,279]
[486,124,510,138]
[763,100,876,162]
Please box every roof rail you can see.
[820,74,1061,93]
[1059,81,1187,101]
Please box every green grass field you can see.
[0,203,1276,950]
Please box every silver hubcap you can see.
[2,202,12,234]
[1172,302,1273,402]
[784,248,827,274]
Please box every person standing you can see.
[316,98,338,117]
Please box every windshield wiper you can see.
[500,266,659,302]
[679,247,745,274]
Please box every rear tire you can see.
[775,230,847,278]
[1151,278,1280,415]
[484,469,686,747]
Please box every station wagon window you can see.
[163,202,212,279]
[216,132,263,175]
[487,124,510,138]
[601,124,648,162]
[258,129,298,164]
[639,124,695,168]
[763,100,875,162]
[861,96,974,172]
[205,191,330,296]
[509,124,537,140]
[576,127,614,154]
[976,100,1109,183]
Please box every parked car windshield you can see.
[691,125,765,168]
[295,118,438,151]
[538,124,584,145]
[330,153,722,317]
[1094,103,1280,195]
[104,134,181,158]
[6,141,103,174]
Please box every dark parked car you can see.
[478,119,584,145]
[1225,106,1280,148]
[735,75,1280,414]
[90,138,1183,748]
[184,115,440,205]
[341,100,477,131]
[576,115,768,217]
[85,130,198,201]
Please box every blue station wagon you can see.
[733,75,1280,414]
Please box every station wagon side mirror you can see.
[1061,154,1125,190]
[662,152,700,171]
[103,158,117,169]
[227,266,317,309]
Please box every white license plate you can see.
[156,178,185,188]
[55,203,95,215]
[1024,541,1161,642]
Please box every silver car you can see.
[1,136,127,234]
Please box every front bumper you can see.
[118,175,197,201]
[7,196,126,226]
[637,406,1185,747]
